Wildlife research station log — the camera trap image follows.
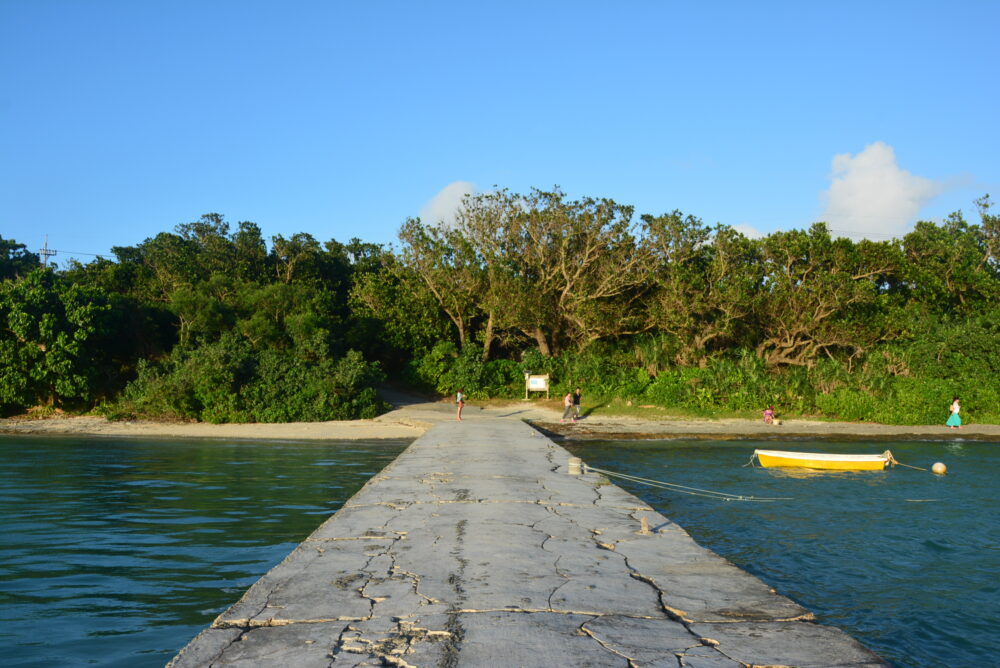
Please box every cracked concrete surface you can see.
[168,419,886,667]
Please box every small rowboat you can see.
[753,449,894,471]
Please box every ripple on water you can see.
[564,437,1000,668]
[0,435,410,668]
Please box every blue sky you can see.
[2,1,997,265]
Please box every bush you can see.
[814,387,878,422]
[241,349,386,422]
[113,335,387,423]
[873,377,951,425]
[402,337,998,426]
[403,341,458,394]
[643,370,687,406]
[546,344,652,399]
[403,343,523,399]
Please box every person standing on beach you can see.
[456,388,465,421]
[561,391,575,423]
[946,396,962,429]
[572,387,582,419]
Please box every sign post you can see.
[524,373,550,400]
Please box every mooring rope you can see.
[582,464,792,502]
[884,450,928,472]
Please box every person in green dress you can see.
[946,396,962,429]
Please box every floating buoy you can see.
[932,462,947,475]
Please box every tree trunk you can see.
[481,311,495,362]
[531,327,551,357]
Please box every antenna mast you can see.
[39,236,56,267]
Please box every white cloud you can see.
[820,141,944,239]
[419,181,476,227]
[732,223,764,239]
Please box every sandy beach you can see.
[2,392,998,442]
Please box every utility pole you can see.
[39,235,56,267]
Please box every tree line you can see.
[2,189,998,424]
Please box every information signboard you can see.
[524,374,550,399]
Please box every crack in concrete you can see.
[214,616,366,629]
[621,556,709,636]
[357,523,409,622]
[380,490,442,612]
[683,636,750,668]
[625,560,816,625]
[530,513,572,614]
[222,546,313,629]
[348,500,413,511]
[541,482,726,657]
[391,564,442,606]
[448,607,668,619]
[546,552,570,612]
[220,515,414,632]
[579,616,741,668]
[672,639,742,668]
[205,626,252,668]
[333,620,452,667]
[578,617,640,667]
[350,498,603,508]
[218,607,678,626]
[328,620,355,667]
[302,534,398,544]
[441,517,469,668]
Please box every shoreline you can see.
[536,415,1000,442]
[2,396,997,442]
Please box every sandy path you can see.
[2,393,996,442]
[0,393,550,441]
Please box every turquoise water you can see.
[564,438,1000,668]
[0,435,410,668]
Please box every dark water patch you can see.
[564,438,1000,668]
[0,434,409,667]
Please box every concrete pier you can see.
[169,419,885,667]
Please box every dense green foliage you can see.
[0,216,387,421]
[2,192,998,425]
[114,340,385,423]
[354,189,1000,424]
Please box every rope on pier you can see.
[582,464,792,502]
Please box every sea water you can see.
[0,434,410,668]
[564,438,1000,668]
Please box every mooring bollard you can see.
[638,516,652,535]
[568,457,582,475]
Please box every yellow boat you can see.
[753,449,894,471]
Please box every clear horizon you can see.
[2,1,997,265]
